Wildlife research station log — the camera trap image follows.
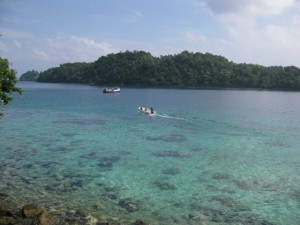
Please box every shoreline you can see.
[0,192,153,225]
[18,80,300,92]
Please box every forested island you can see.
[19,70,40,81]
[22,51,300,90]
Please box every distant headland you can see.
[20,50,300,90]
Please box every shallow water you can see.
[1,82,300,224]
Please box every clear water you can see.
[1,81,300,225]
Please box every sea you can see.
[1,81,300,225]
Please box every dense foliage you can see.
[0,57,22,117]
[37,51,300,90]
[19,70,40,81]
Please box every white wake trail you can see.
[155,113,187,121]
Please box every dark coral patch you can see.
[290,189,300,201]
[146,133,186,143]
[118,198,141,212]
[81,151,98,159]
[54,118,105,126]
[210,196,250,211]
[211,173,232,181]
[152,150,189,158]
[154,179,177,190]
[190,201,275,225]
[191,147,205,152]
[161,167,181,175]
[70,118,105,125]
[98,156,121,169]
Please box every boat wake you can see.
[138,106,187,121]
[155,113,187,121]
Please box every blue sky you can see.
[1,0,300,76]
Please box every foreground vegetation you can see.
[0,57,22,117]
[34,51,300,90]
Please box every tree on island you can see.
[0,57,22,117]
[19,70,40,81]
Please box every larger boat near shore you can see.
[103,87,120,93]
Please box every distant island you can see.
[20,50,300,90]
[19,70,40,81]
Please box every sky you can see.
[1,0,300,76]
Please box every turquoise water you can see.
[1,81,300,225]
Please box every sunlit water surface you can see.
[1,82,300,224]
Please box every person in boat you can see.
[150,107,154,114]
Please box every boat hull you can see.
[103,87,120,93]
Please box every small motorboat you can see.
[138,106,156,116]
[103,87,120,93]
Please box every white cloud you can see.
[187,0,300,67]
[199,0,294,17]
[125,9,143,23]
[247,0,294,16]
[0,41,9,52]
[40,35,118,65]
[0,27,34,39]
[265,24,300,50]
[70,36,115,57]
[33,47,49,60]
[200,0,248,15]
[292,14,300,25]
[183,29,208,44]
[14,40,22,48]
[0,29,119,74]
[152,28,211,56]
[40,36,110,62]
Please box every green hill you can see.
[20,70,40,81]
[37,50,300,90]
